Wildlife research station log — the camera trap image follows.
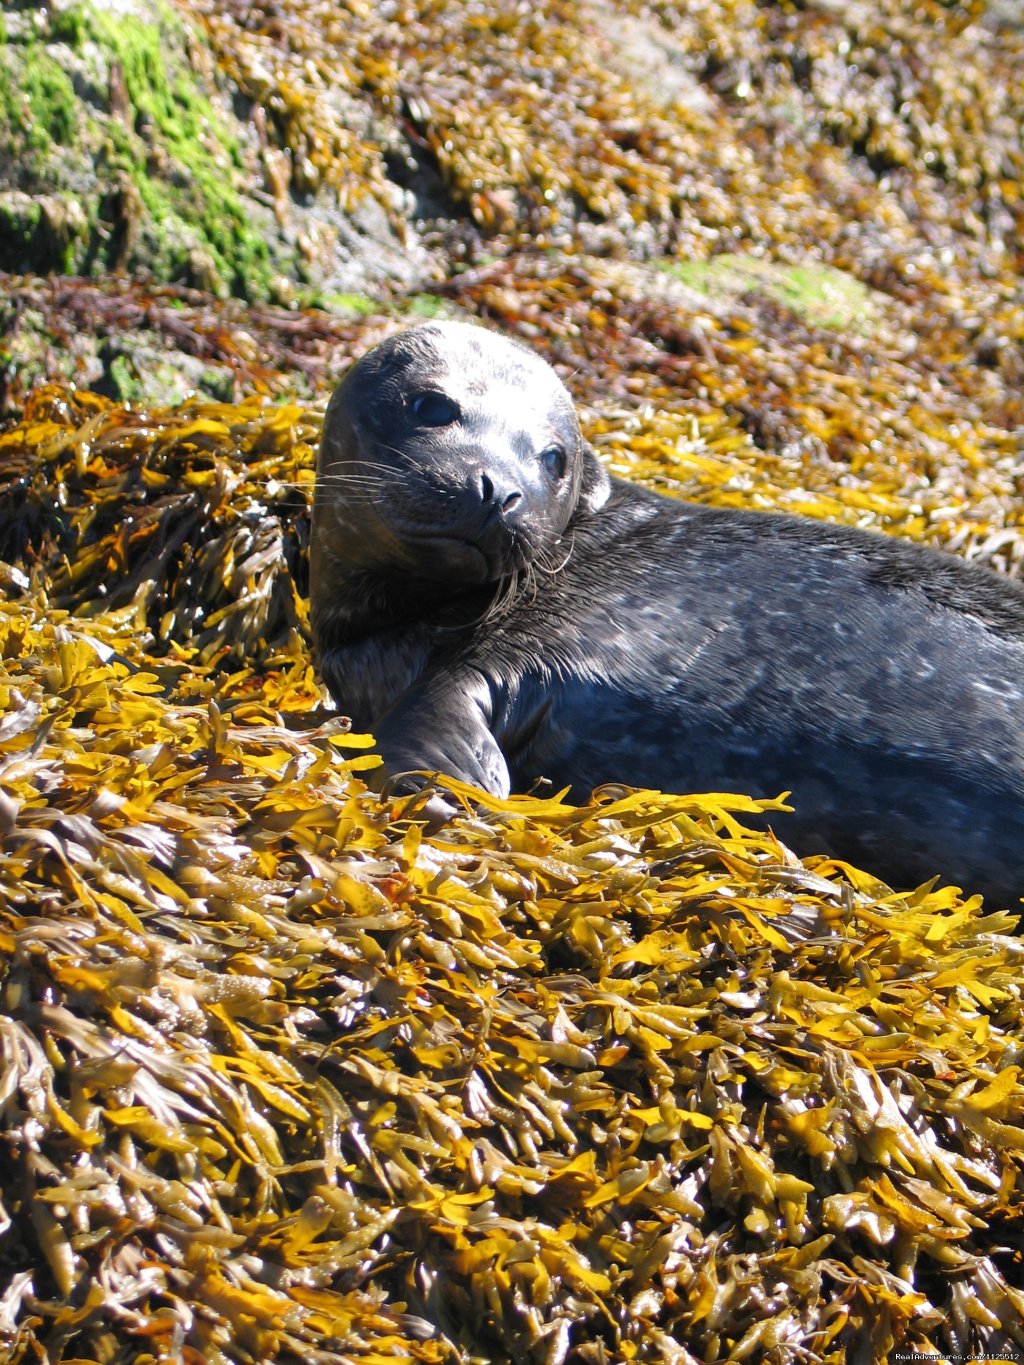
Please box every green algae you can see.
[405,292,449,318]
[0,196,41,253]
[666,255,887,334]
[0,37,78,200]
[8,45,78,150]
[0,192,86,275]
[313,291,379,317]
[82,3,273,297]
[103,351,146,403]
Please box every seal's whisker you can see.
[537,529,575,577]
[365,440,440,477]
[316,473,394,489]
[317,462,401,480]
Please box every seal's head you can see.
[313,322,607,603]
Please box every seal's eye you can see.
[539,445,566,479]
[410,391,459,426]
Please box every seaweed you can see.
[1,0,1023,1358]
[0,380,1022,1361]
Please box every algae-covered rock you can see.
[0,1,271,292]
[0,0,439,297]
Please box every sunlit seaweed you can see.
[188,0,1024,289]
[1,390,1023,1362]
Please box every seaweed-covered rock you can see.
[0,378,1022,1362]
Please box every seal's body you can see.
[312,322,1024,902]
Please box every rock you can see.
[0,0,443,300]
[0,190,89,274]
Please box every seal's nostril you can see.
[478,475,521,509]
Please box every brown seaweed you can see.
[0,391,1023,1362]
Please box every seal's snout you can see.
[479,472,523,515]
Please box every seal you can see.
[311,320,1024,904]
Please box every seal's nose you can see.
[479,472,522,514]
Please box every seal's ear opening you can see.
[577,443,612,513]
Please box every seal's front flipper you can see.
[371,669,511,811]
[380,776,463,830]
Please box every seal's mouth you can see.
[402,531,498,582]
